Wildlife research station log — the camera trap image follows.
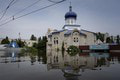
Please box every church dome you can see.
[65,6,77,19]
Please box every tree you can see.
[110,36,114,43]
[30,34,37,41]
[106,36,114,44]
[1,36,10,44]
[106,37,111,43]
[38,37,41,42]
[37,36,47,52]
[33,43,37,48]
[67,45,80,56]
[116,35,120,45]
[16,39,25,47]
[96,32,105,42]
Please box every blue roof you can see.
[64,30,86,37]
[52,30,65,35]
[48,34,52,38]
[48,30,65,37]
[81,29,96,34]
[48,29,86,37]
[9,41,19,48]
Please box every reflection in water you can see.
[47,50,120,80]
[0,50,120,80]
[0,50,47,67]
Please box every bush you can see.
[67,45,80,56]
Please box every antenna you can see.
[19,32,21,39]
[69,2,72,11]
[70,2,71,6]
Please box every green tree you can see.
[96,32,105,42]
[110,36,114,43]
[1,36,10,44]
[116,35,120,45]
[67,45,80,56]
[30,34,37,41]
[16,39,25,47]
[38,37,41,42]
[37,36,47,52]
[106,36,114,44]
[33,43,37,48]
[106,37,111,43]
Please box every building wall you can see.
[81,31,96,45]
[64,31,86,48]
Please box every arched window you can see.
[54,37,59,44]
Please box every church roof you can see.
[52,30,65,34]
[48,30,65,38]
[64,30,86,37]
[48,29,86,37]
[81,29,96,35]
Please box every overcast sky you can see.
[0,0,120,39]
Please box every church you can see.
[46,5,97,51]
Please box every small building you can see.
[22,39,37,47]
[46,6,97,51]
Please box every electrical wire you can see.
[0,0,42,23]
[0,0,19,14]
[0,0,66,27]
[48,0,62,3]
[0,0,15,21]
[0,0,15,14]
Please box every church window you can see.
[74,40,76,42]
[77,38,78,42]
[54,37,59,44]
[74,37,79,42]
[56,40,58,44]
[54,40,56,44]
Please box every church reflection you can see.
[47,50,111,79]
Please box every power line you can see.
[0,0,42,23]
[0,0,15,21]
[0,0,66,27]
[0,0,19,14]
[48,0,63,3]
[0,0,15,14]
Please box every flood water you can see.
[0,50,120,80]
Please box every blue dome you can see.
[65,6,77,19]
[65,11,77,19]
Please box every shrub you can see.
[67,45,80,56]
